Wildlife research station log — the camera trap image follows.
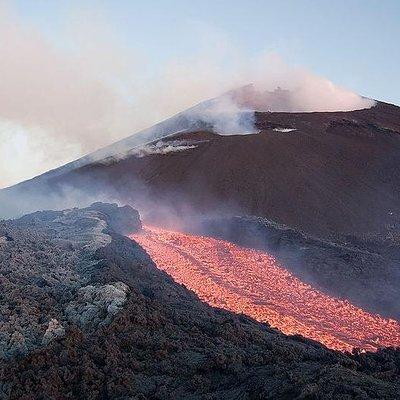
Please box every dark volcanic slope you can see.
[0,202,141,360]
[1,204,400,399]
[2,100,400,321]
[6,101,399,243]
[102,101,400,241]
[19,100,396,323]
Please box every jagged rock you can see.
[42,319,65,345]
[66,282,129,329]
[7,332,27,358]
[89,202,142,235]
[0,204,398,399]
[0,235,13,244]
[0,203,138,360]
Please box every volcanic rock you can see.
[0,202,141,360]
[0,204,399,399]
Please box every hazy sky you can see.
[13,0,400,104]
[1,0,399,188]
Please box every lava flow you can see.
[130,226,400,352]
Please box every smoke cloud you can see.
[231,54,375,112]
[0,3,375,188]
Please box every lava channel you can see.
[130,226,400,352]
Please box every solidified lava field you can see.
[131,226,400,352]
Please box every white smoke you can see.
[131,140,199,157]
[99,139,199,165]
[0,4,375,188]
[234,53,375,112]
[273,128,297,133]
[0,3,138,188]
[184,95,257,135]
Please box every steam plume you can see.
[0,4,375,188]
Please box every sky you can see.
[1,0,399,187]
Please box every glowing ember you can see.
[130,226,400,352]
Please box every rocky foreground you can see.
[0,203,399,399]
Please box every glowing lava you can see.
[130,226,400,352]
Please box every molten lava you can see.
[130,226,400,352]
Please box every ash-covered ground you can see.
[0,202,140,360]
[0,203,399,399]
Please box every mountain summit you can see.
[1,93,399,243]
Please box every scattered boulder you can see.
[42,319,65,345]
[0,203,139,360]
[66,282,129,329]
[89,202,142,235]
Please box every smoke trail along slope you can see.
[131,226,400,352]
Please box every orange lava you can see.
[130,226,400,352]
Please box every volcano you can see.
[2,88,400,308]
[2,89,400,242]
[1,89,400,319]
[1,88,400,398]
